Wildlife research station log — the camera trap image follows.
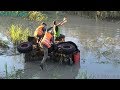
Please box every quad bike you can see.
[17,35,80,65]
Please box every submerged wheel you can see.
[17,42,33,53]
[24,49,43,62]
[68,58,74,65]
[66,41,78,50]
[56,41,77,55]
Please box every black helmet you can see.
[41,22,47,26]
[53,21,56,25]
[48,29,53,34]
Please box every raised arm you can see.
[57,17,67,26]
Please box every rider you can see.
[53,17,67,42]
[39,29,54,69]
[34,22,47,43]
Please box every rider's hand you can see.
[63,17,67,21]
[63,17,67,23]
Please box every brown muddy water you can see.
[0,15,120,79]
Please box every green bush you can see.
[9,24,32,45]
[28,11,48,21]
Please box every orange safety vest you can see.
[34,25,44,37]
[41,32,53,48]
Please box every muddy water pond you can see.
[0,15,120,79]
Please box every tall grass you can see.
[63,11,120,20]
[0,11,48,21]
[9,24,32,45]
[5,63,8,79]
[2,11,120,21]
[0,11,65,23]
[27,11,48,21]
